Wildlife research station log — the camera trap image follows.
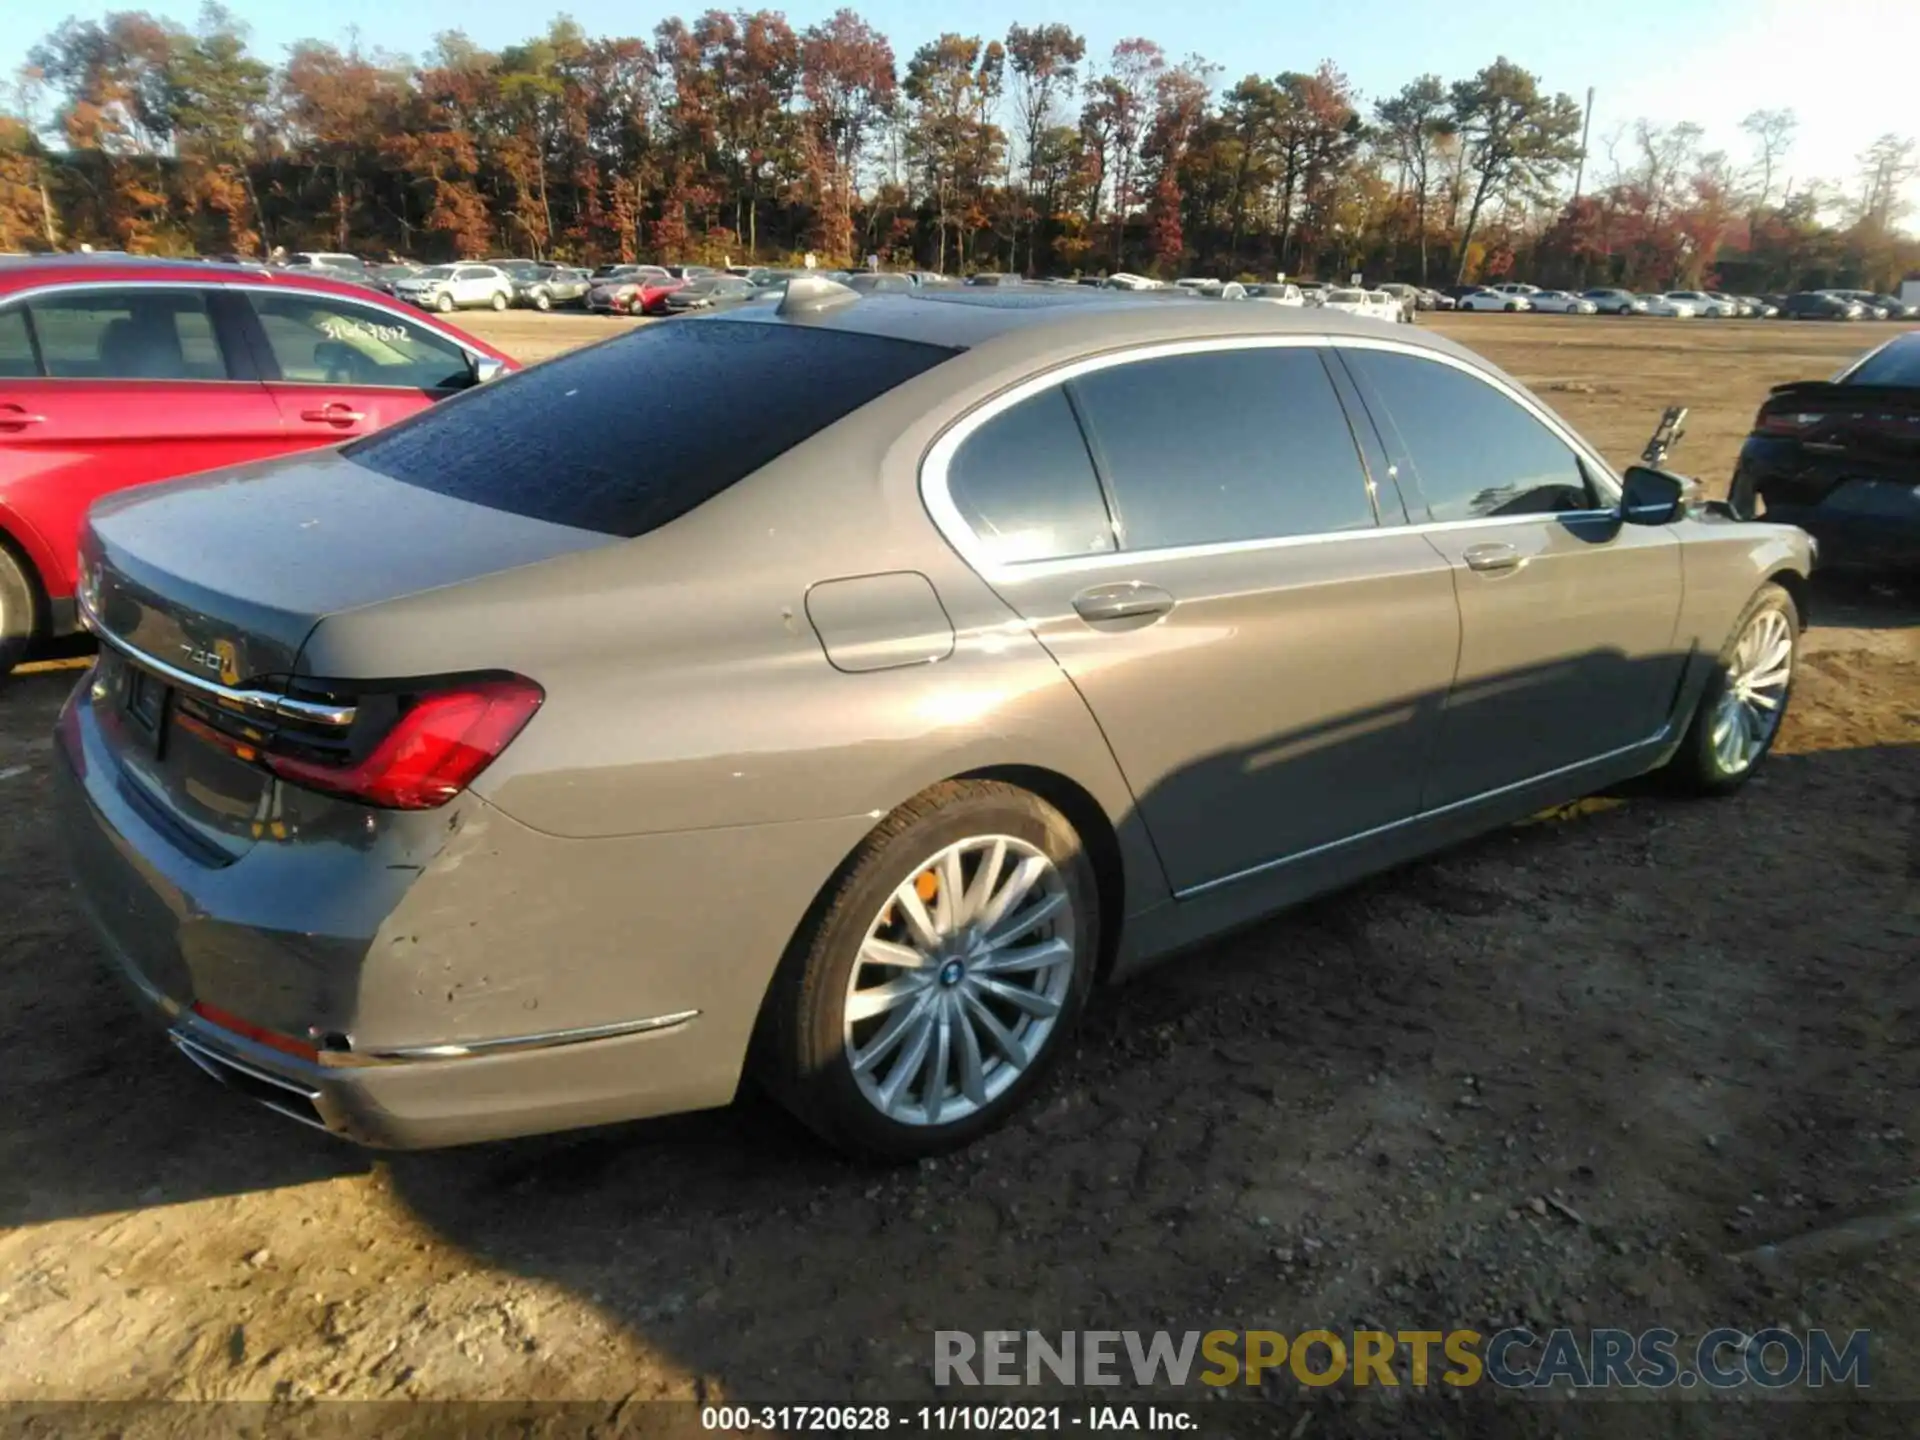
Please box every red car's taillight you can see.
[264,678,543,810]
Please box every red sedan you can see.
[0,256,517,671]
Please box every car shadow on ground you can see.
[370,738,1915,1426]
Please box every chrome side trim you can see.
[917,331,1626,585]
[1175,728,1671,901]
[79,594,357,728]
[359,1009,702,1062]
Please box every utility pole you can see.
[1572,86,1595,200]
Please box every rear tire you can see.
[490,291,508,311]
[1663,582,1798,795]
[0,542,39,677]
[758,780,1100,1161]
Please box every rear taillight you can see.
[264,677,543,810]
[1757,410,1827,435]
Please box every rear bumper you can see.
[55,677,873,1148]
[1737,438,1920,570]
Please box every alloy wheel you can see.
[1710,608,1793,774]
[843,835,1077,1127]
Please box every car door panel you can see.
[929,342,1462,897]
[0,287,281,598]
[1335,343,1688,809]
[1417,516,1683,805]
[994,540,1461,893]
[0,380,285,596]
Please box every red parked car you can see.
[0,256,517,671]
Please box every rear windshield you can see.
[342,320,957,536]
[1847,338,1920,387]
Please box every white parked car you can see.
[394,263,515,313]
[1365,289,1413,323]
[1319,288,1400,322]
[1489,282,1541,296]
[1457,288,1532,312]
[1244,282,1305,306]
[1664,290,1735,318]
[1528,289,1599,315]
[1639,293,1697,317]
[1104,272,1163,291]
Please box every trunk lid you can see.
[1756,380,1920,469]
[81,449,618,861]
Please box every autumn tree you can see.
[1739,107,1796,211]
[1373,75,1452,281]
[903,34,1003,272]
[1447,58,1582,282]
[1005,22,1083,273]
[798,9,895,263]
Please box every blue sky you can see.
[8,0,1916,209]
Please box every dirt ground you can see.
[2,313,1916,1432]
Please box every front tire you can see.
[759,780,1100,1160]
[1664,582,1798,795]
[0,542,39,677]
[434,292,455,313]
[532,289,551,312]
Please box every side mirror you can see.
[469,354,507,386]
[1619,465,1696,525]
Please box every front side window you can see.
[1068,346,1378,550]
[248,292,472,390]
[947,386,1115,563]
[25,289,230,381]
[1344,349,1596,522]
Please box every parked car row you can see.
[1448,281,1919,321]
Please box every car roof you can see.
[709,285,1494,372]
[0,253,388,305]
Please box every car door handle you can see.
[0,404,47,431]
[1463,541,1523,573]
[1071,582,1175,625]
[298,403,366,427]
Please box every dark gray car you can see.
[57,280,1813,1158]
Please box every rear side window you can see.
[26,290,229,380]
[1068,346,1377,550]
[1344,350,1595,522]
[344,320,955,537]
[947,387,1115,563]
[1847,338,1920,387]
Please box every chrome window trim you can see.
[80,592,358,728]
[918,332,1625,583]
[0,278,492,387]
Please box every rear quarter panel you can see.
[293,355,1173,922]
